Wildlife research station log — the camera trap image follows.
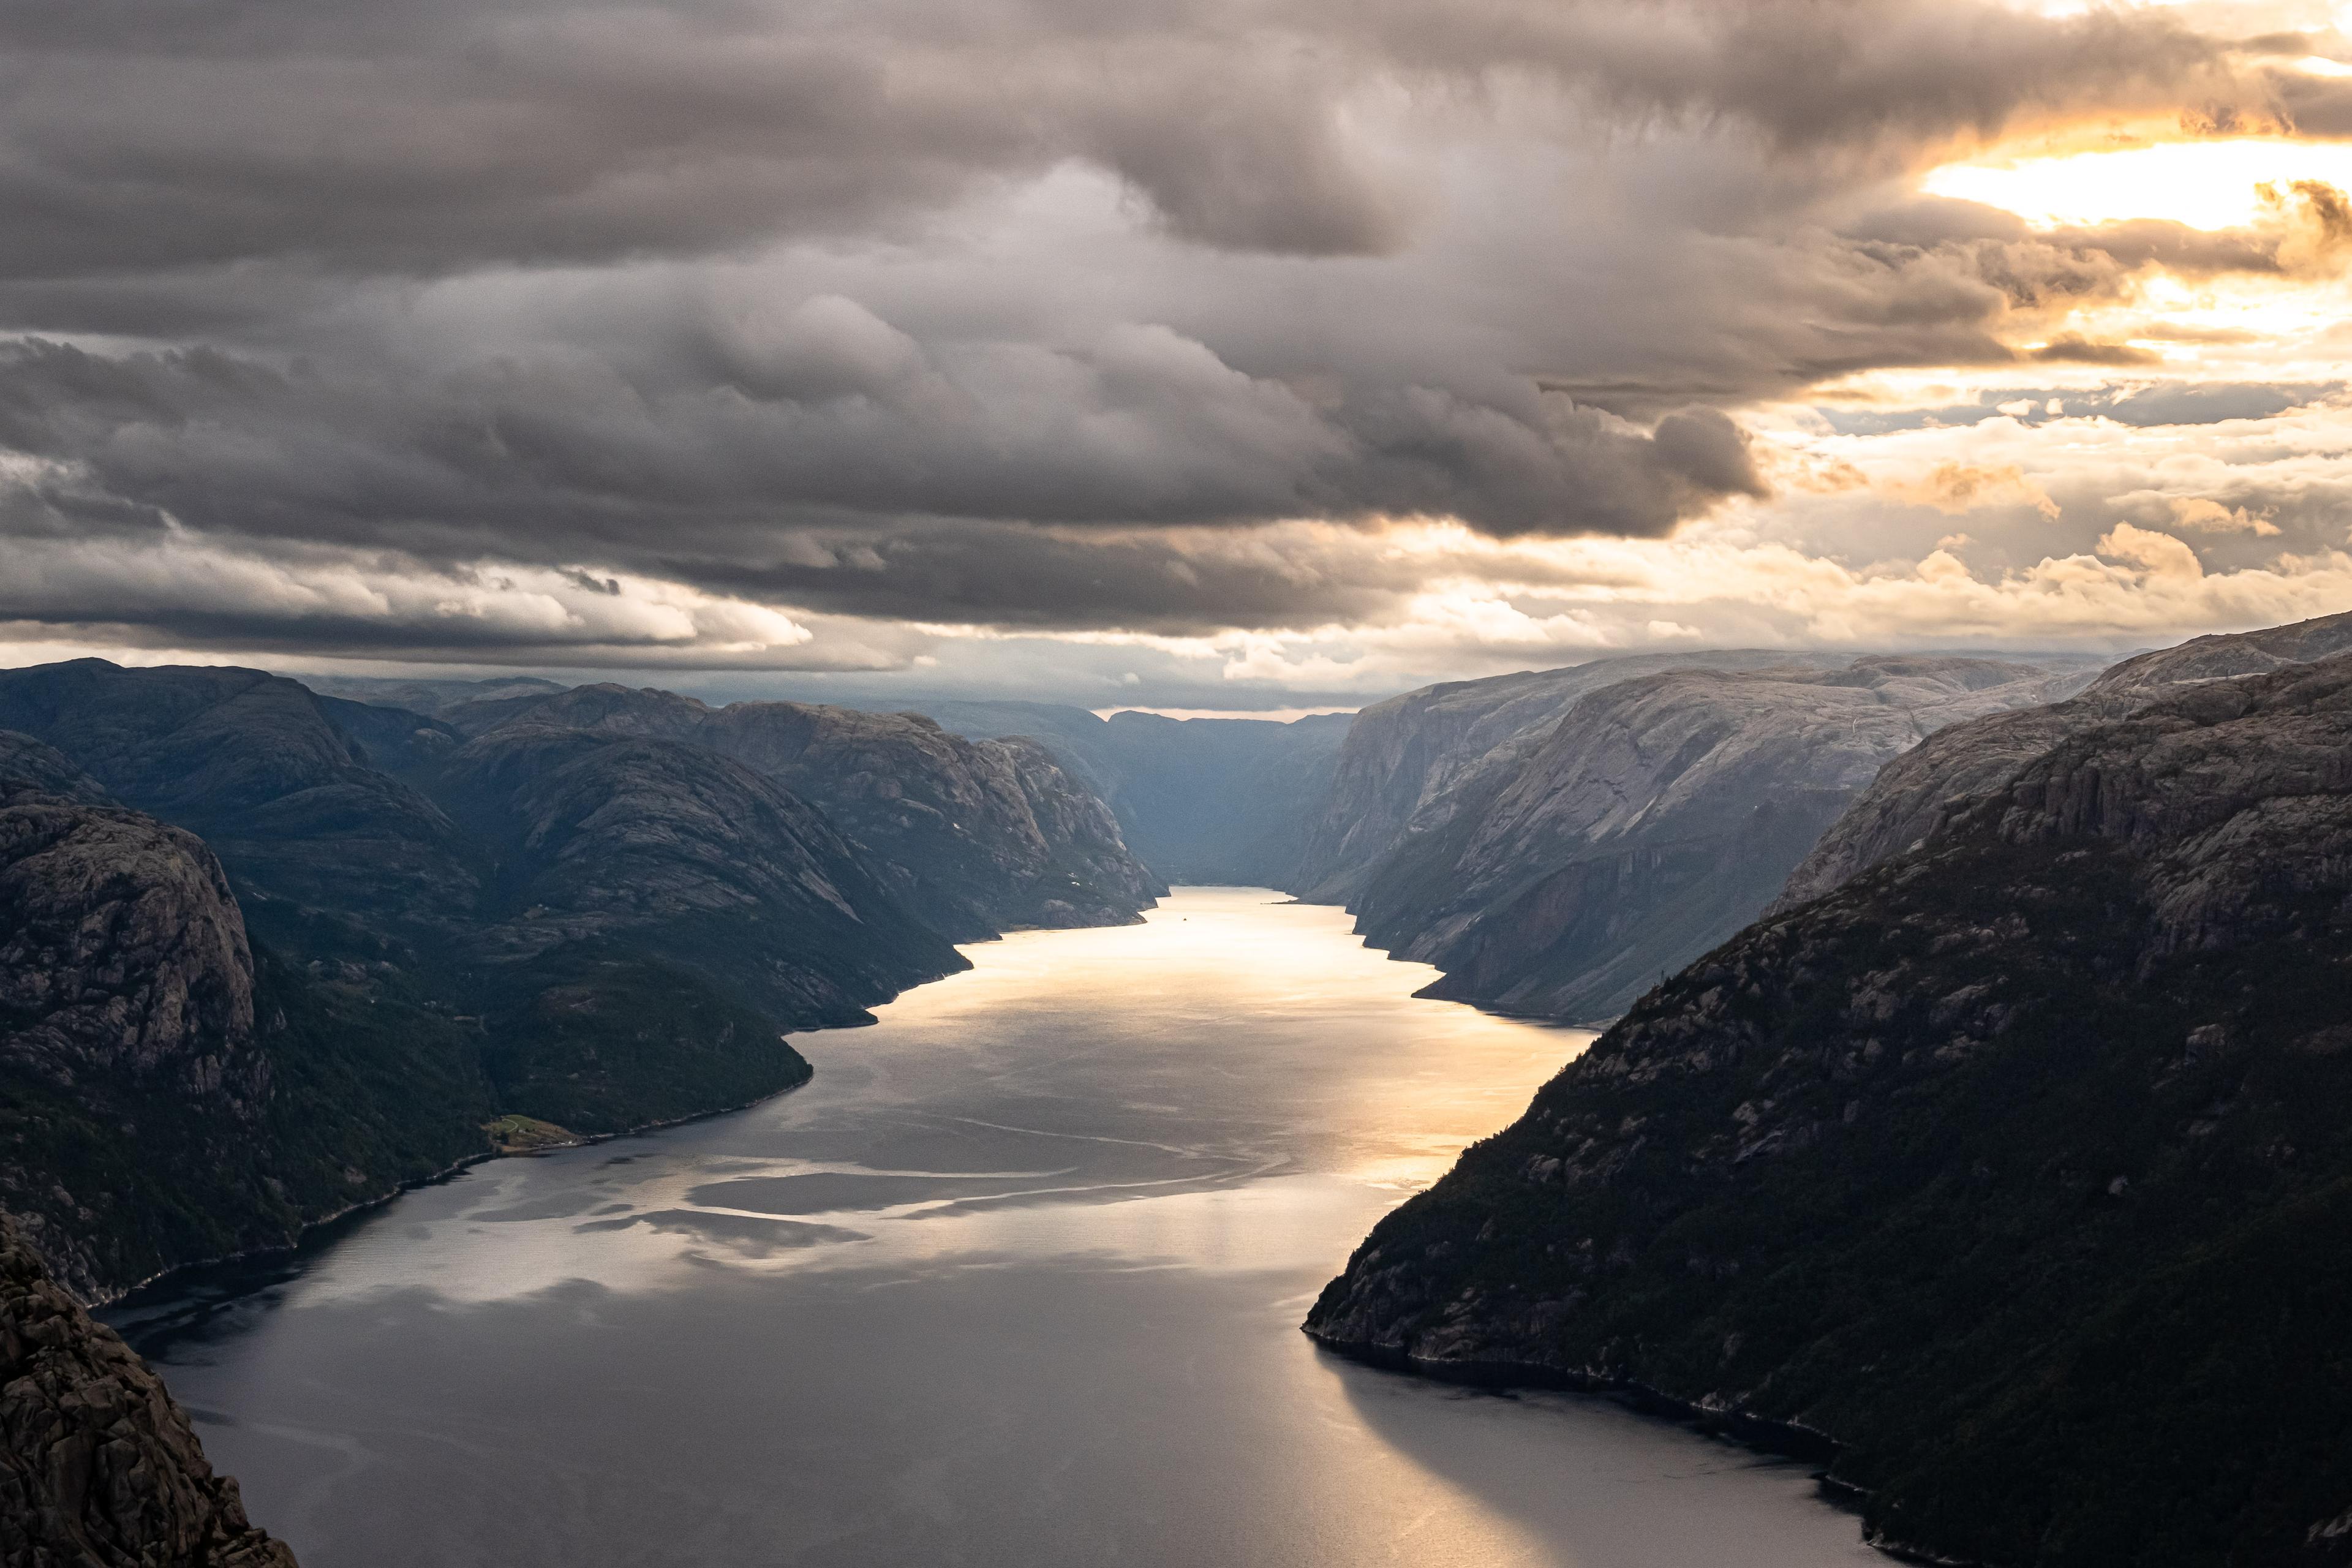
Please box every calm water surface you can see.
[112,888,1879,1568]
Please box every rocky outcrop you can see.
[1,1212,296,1567]
[1306,650,2352,1568]
[0,785,266,1300]
[447,684,1159,937]
[1344,655,2093,1022]
[1776,609,2352,911]
[0,733,107,804]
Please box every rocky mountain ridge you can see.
[440,684,1160,937]
[1329,653,2100,1022]
[1776,609,2352,912]
[1287,651,1861,905]
[1306,648,2352,1567]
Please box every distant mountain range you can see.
[1283,649,2108,1022]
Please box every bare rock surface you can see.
[1287,650,1859,904]
[1778,609,2352,912]
[1343,655,2094,1020]
[0,1212,296,1568]
[0,785,266,1300]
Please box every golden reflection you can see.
[291,888,1591,1307]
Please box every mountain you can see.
[1287,652,1866,905]
[1,1211,298,1567]
[0,660,483,947]
[1305,649,2352,1568]
[0,658,1147,1299]
[432,723,965,1038]
[1777,609,2352,912]
[299,672,570,718]
[439,684,1160,938]
[0,772,491,1302]
[912,701,1354,885]
[1334,654,2098,1022]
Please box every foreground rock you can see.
[1307,650,2352,1567]
[1343,655,2094,1022]
[0,1212,298,1567]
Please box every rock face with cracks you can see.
[0,1210,297,1567]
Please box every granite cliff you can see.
[1335,655,2095,1022]
[1,1212,297,1567]
[0,769,492,1303]
[1307,649,2352,1567]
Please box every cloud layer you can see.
[2,0,2350,701]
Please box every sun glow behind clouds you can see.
[1924,138,2352,229]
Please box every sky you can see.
[6,0,2352,714]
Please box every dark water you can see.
[111,888,1879,1568]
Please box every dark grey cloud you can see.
[0,0,2233,285]
[0,0,2331,663]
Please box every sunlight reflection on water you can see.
[114,888,1880,1568]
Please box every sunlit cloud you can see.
[1924,138,2352,229]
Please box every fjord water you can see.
[113,888,1875,1568]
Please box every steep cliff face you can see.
[0,778,492,1303]
[449,684,1159,937]
[0,784,264,1298]
[1,1212,297,1567]
[1346,656,2090,1022]
[1777,609,2352,912]
[1307,652,2352,1568]
[1287,652,1866,904]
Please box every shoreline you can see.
[1299,1334,2005,1566]
[1298,1329,1921,1558]
[94,1071,820,1316]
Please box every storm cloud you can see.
[0,0,2347,688]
